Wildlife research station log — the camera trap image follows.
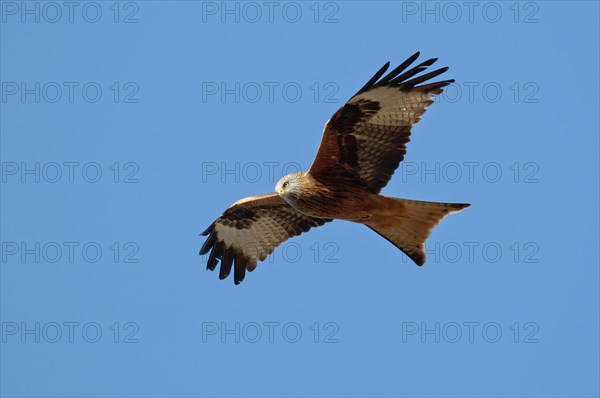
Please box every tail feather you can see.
[365,197,470,265]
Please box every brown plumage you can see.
[201,52,470,284]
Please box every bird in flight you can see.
[201,52,470,284]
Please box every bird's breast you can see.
[290,185,377,221]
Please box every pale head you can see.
[275,172,305,204]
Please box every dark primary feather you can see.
[355,61,390,95]
[199,232,215,255]
[400,66,450,88]
[377,52,421,85]
[206,241,222,271]
[200,222,214,236]
[233,253,247,285]
[353,51,454,97]
[387,58,438,85]
[219,250,233,280]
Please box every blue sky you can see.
[1,1,599,397]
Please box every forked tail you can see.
[364,197,470,265]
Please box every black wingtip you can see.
[354,52,452,96]
[355,61,391,95]
[401,66,452,90]
[233,255,247,285]
[206,241,222,271]
[200,222,215,236]
[403,51,421,66]
[199,233,215,255]
[219,250,233,280]
[207,259,218,271]
[419,58,437,67]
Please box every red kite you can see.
[201,52,470,284]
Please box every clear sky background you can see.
[1,1,599,397]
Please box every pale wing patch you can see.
[351,87,435,127]
[214,211,290,261]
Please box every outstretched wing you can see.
[200,193,330,284]
[309,52,453,193]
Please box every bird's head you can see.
[275,172,305,203]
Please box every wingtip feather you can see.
[200,222,215,236]
[199,233,215,255]
[353,52,453,97]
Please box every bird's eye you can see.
[282,181,289,189]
